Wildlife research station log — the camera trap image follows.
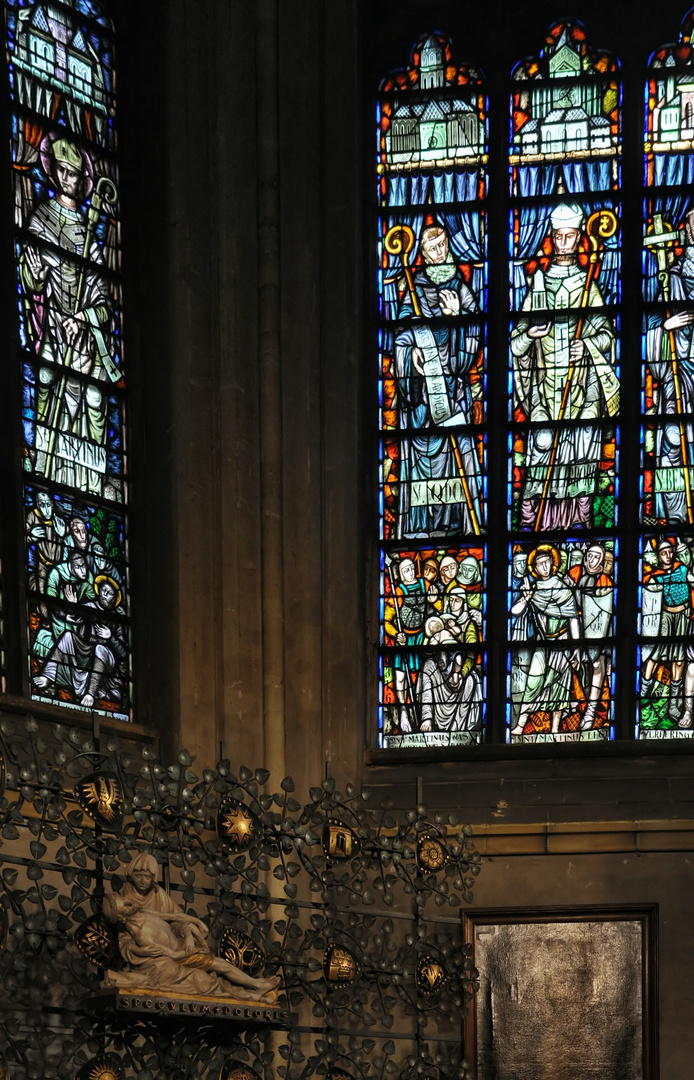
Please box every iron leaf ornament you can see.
[0,712,481,1080]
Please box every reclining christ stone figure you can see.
[101,853,279,1002]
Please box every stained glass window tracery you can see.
[377,34,488,749]
[6,0,131,720]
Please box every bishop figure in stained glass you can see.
[19,135,119,498]
[393,223,483,539]
[511,203,619,531]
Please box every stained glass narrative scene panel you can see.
[377,33,487,748]
[508,539,615,743]
[639,9,694,739]
[7,0,131,719]
[507,20,621,744]
[638,533,694,739]
[380,545,485,750]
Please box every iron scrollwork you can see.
[0,717,480,1080]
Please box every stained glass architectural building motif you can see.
[508,21,621,743]
[6,0,131,719]
[377,35,488,748]
[640,9,694,740]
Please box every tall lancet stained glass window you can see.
[7,0,131,719]
[508,21,621,744]
[377,35,488,749]
[640,8,694,740]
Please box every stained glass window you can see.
[640,9,694,740]
[377,34,488,749]
[372,13,694,753]
[6,0,131,719]
[505,20,621,745]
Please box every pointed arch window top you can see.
[7,0,114,116]
[512,19,620,82]
[379,32,483,93]
[378,33,488,185]
[649,5,694,67]
[510,19,621,167]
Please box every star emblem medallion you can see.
[217,796,262,851]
